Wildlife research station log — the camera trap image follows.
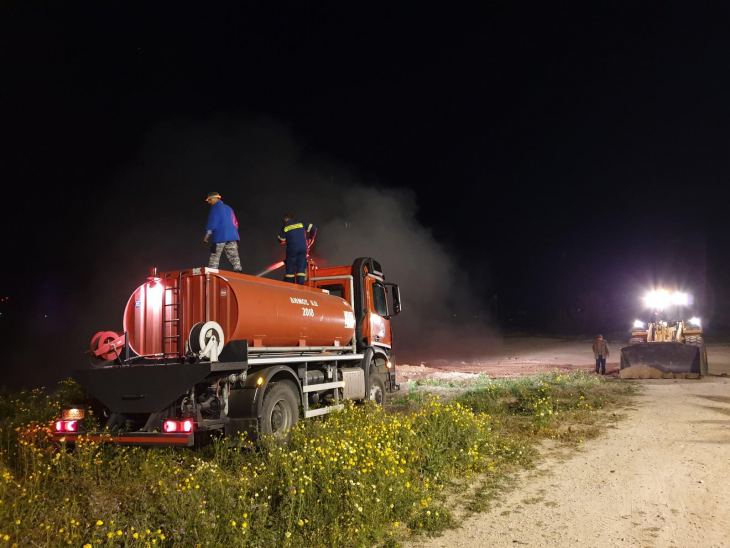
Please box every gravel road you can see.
[409,374,730,548]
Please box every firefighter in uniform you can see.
[277,214,317,283]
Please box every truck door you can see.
[366,276,393,347]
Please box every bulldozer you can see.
[619,289,708,379]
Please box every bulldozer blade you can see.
[619,342,702,379]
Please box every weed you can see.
[0,372,635,546]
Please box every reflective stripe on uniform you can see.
[296,272,307,276]
[285,274,295,278]
[283,223,304,232]
[307,223,313,231]
[277,236,286,242]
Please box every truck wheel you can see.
[260,381,299,437]
[368,373,386,405]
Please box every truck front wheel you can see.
[260,381,300,436]
[368,373,386,405]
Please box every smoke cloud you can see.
[9,117,497,389]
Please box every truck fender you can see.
[361,347,375,396]
[232,365,301,419]
[371,348,389,367]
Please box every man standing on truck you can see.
[277,213,317,283]
[592,334,609,375]
[203,192,243,272]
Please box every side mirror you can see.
[385,283,402,316]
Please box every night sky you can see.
[2,2,730,388]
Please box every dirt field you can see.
[405,339,730,548]
[397,337,730,383]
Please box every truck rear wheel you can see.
[260,381,299,437]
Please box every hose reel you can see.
[189,321,225,362]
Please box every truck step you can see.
[304,404,344,418]
[302,381,345,393]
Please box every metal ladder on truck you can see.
[161,273,183,362]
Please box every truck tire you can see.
[259,381,299,437]
[368,373,386,405]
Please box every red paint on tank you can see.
[123,269,355,357]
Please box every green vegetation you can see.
[0,372,634,547]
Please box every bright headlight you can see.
[633,319,646,329]
[689,317,701,327]
[643,290,670,310]
[643,289,693,310]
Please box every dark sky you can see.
[2,2,730,387]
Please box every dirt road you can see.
[411,376,730,548]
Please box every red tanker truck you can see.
[52,257,402,446]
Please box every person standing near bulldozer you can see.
[592,334,609,375]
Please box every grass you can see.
[0,372,636,547]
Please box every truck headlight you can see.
[688,317,701,327]
[633,319,646,329]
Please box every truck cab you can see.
[311,257,402,400]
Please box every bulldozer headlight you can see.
[689,317,701,327]
[643,289,693,310]
[633,319,646,329]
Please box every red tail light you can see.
[163,419,195,434]
[54,420,78,433]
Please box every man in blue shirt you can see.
[203,192,242,272]
[277,213,317,283]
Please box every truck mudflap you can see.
[619,342,705,379]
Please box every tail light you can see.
[54,420,78,433]
[163,419,195,433]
